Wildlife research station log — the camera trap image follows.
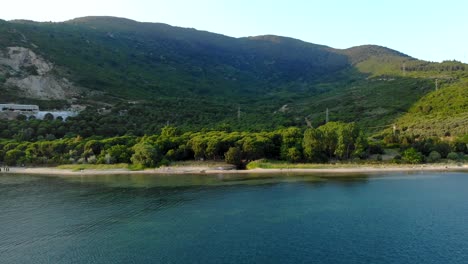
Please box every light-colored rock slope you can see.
[0,46,79,100]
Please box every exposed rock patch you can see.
[0,47,52,75]
[278,104,289,113]
[0,47,79,100]
[5,75,72,99]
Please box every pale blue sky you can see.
[2,0,467,62]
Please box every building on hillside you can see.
[0,104,39,114]
[0,103,80,120]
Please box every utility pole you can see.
[393,124,396,136]
[402,63,406,76]
[435,78,439,91]
[325,108,329,123]
[237,105,241,121]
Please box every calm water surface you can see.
[1,172,468,263]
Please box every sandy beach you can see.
[2,164,468,176]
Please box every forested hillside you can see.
[0,16,466,138]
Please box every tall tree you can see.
[131,142,159,167]
[303,128,326,162]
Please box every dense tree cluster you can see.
[403,60,466,73]
[1,119,466,167]
[0,122,372,167]
[383,133,468,163]
[0,101,300,140]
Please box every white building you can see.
[0,104,39,113]
[0,104,78,120]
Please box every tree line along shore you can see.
[0,122,467,169]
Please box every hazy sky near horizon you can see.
[1,0,467,62]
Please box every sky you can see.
[1,0,467,63]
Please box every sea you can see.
[1,171,467,263]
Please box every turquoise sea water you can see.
[1,172,468,263]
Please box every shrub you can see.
[369,143,384,154]
[87,155,97,164]
[225,147,243,169]
[16,114,27,121]
[447,152,460,161]
[402,148,423,164]
[434,142,451,158]
[392,154,402,164]
[4,149,25,166]
[158,158,170,167]
[286,147,302,163]
[427,151,441,163]
[450,141,468,154]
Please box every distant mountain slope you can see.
[1,17,351,100]
[0,16,466,136]
[343,44,411,64]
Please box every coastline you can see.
[2,164,468,176]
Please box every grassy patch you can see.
[128,164,146,171]
[57,163,130,171]
[245,159,467,170]
[247,160,340,169]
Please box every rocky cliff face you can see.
[0,47,52,74]
[0,47,79,100]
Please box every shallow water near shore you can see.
[1,172,468,263]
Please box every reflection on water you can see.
[59,172,371,188]
[0,174,40,185]
[1,172,467,264]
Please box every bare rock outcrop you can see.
[0,47,52,75]
[0,47,79,100]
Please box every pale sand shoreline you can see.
[2,164,468,176]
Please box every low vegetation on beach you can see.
[246,159,466,170]
[56,163,132,171]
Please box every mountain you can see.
[0,16,466,137]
